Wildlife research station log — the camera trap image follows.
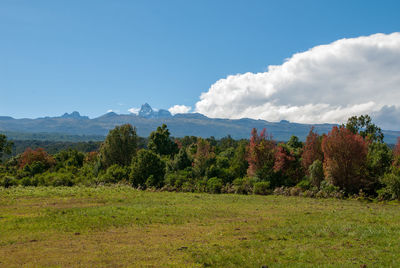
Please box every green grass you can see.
[0,186,399,267]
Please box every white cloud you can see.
[128,107,140,114]
[168,105,192,115]
[195,32,400,129]
[107,109,114,113]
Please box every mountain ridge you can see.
[1,104,399,143]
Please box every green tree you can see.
[287,135,303,151]
[309,159,324,187]
[229,141,249,179]
[0,134,13,162]
[173,147,192,170]
[366,142,392,187]
[148,124,178,156]
[55,149,85,169]
[346,115,384,142]
[99,124,138,168]
[130,149,165,188]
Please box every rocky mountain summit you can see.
[138,103,172,118]
[60,111,89,120]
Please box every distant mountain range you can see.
[1,103,399,143]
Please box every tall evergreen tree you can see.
[99,124,138,168]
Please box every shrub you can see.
[52,172,74,186]
[206,177,223,194]
[233,177,257,195]
[253,181,271,195]
[99,164,130,184]
[289,186,302,196]
[319,180,340,194]
[296,179,311,190]
[20,176,34,186]
[273,186,290,196]
[378,173,400,200]
[23,161,46,176]
[309,160,324,187]
[33,172,75,187]
[0,176,18,188]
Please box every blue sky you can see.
[1,0,399,120]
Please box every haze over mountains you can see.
[0,103,399,144]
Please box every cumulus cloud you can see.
[128,107,140,114]
[168,105,192,115]
[195,32,400,129]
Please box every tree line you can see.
[0,115,399,200]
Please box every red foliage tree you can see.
[174,139,183,149]
[193,138,215,177]
[246,128,275,177]
[84,151,98,163]
[321,126,368,193]
[393,137,400,168]
[19,148,55,169]
[274,144,304,185]
[274,145,295,172]
[301,127,323,174]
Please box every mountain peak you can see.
[139,103,154,117]
[138,103,172,118]
[61,111,88,119]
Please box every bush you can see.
[0,176,18,188]
[164,169,194,191]
[52,172,74,186]
[233,177,257,195]
[253,181,271,195]
[296,179,311,190]
[130,149,165,188]
[99,164,130,184]
[315,180,344,198]
[206,177,223,194]
[319,180,340,194]
[33,172,75,186]
[289,186,302,196]
[309,160,324,187]
[378,173,400,200]
[20,176,34,186]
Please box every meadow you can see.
[1,186,399,267]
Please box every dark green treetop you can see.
[148,124,178,156]
[99,124,138,168]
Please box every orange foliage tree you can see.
[321,126,368,193]
[84,151,99,164]
[193,138,215,177]
[246,128,276,179]
[301,127,324,174]
[273,144,304,185]
[19,148,55,169]
[393,137,400,168]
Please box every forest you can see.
[0,115,399,201]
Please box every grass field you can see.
[0,186,399,267]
